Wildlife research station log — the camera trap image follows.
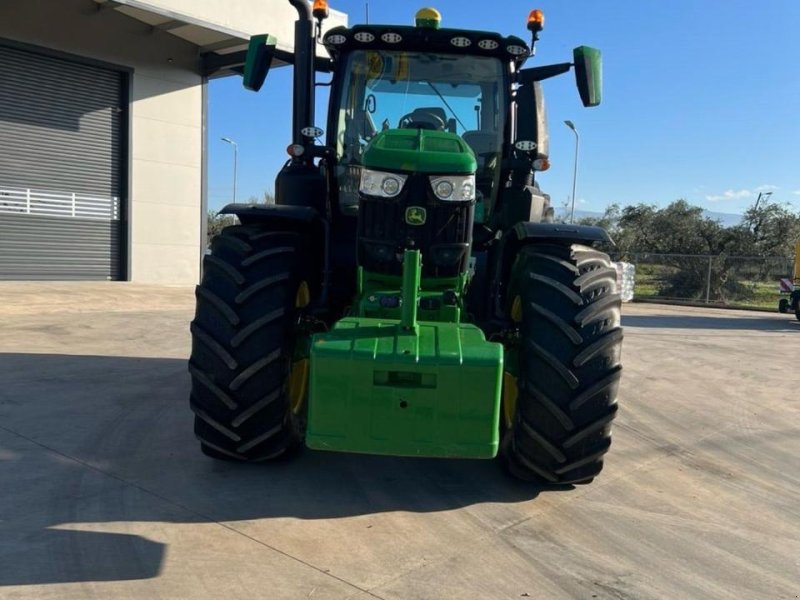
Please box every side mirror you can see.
[573,46,602,107]
[243,34,278,92]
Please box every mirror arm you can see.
[269,47,331,72]
[517,62,572,85]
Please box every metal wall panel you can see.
[0,43,125,280]
[0,214,121,280]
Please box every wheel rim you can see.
[289,281,311,415]
[511,295,523,323]
[502,371,519,429]
[296,281,311,309]
[289,359,309,414]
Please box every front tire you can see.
[503,243,623,484]
[188,225,309,462]
[778,298,789,314]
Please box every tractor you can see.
[189,1,624,485]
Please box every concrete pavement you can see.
[0,284,798,599]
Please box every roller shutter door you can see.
[0,43,126,280]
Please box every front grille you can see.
[358,174,473,278]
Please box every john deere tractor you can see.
[189,1,623,485]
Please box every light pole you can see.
[564,120,579,223]
[755,190,772,209]
[221,137,238,203]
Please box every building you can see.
[0,0,346,283]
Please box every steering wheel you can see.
[398,110,446,131]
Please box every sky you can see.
[207,0,800,216]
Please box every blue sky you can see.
[208,0,800,215]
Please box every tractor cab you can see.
[325,29,511,217]
[320,11,544,225]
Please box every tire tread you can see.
[503,243,623,485]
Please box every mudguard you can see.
[218,203,327,302]
[490,221,615,321]
[512,221,613,245]
[219,203,321,228]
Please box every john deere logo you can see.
[405,206,427,226]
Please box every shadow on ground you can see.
[622,313,799,331]
[0,352,568,586]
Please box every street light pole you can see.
[564,120,579,224]
[221,137,238,203]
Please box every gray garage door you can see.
[0,43,126,280]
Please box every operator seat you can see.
[401,107,456,133]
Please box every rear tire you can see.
[502,243,623,484]
[188,225,309,462]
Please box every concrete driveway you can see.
[1,283,798,599]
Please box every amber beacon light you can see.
[527,9,545,32]
[313,0,330,21]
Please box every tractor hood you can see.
[363,129,477,175]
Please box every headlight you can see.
[360,169,407,198]
[430,175,476,202]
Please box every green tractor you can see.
[189,2,623,485]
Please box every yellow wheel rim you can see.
[502,371,519,429]
[289,281,311,414]
[295,281,310,309]
[511,295,523,322]
[288,358,309,414]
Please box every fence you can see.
[612,253,794,309]
[0,188,120,221]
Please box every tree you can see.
[576,203,623,234]
[206,210,236,246]
[735,196,800,257]
[567,196,799,304]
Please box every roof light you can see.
[527,9,544,32]
[354,31,375,43]
[515,140,537,152]
[478,39,499,50]
[381,32,403,43]
[451,36,471,48]
[325,33,347,45]
[507,44,529,57]
[312,0,330,21]
[301,126,324,138]
[415,7,442,29]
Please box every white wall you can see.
[136,0,348,53]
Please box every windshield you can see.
[332,50,507,214]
